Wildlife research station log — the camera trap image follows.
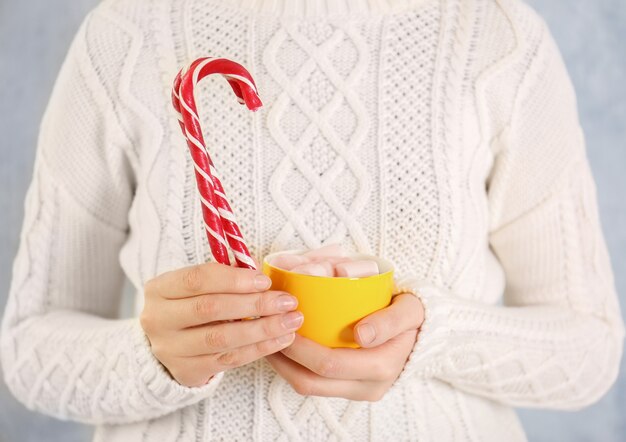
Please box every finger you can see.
[278,333,409,381]
[147,262,272,298]
[171,332,297,387]
[164,291,299,329]
[353,293,424,348]
[168,310,304,356]
[265,352,387,402]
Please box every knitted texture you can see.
[1,0,624,440]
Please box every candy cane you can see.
[172,57,262,268]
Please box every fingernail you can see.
[276,295,298,311]
[277,333,295,344]
[282,311,304,329]
[255,274,271,290]
[357,323,375,345]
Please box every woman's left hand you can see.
[265,292,425,401]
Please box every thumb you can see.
[354,293,424,348]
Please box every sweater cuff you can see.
[130,318,225,409]
[391,278,452,388]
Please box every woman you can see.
[2,0,623,440]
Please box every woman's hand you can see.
[140,263,305,387]
[265,293,424,401]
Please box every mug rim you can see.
[263,249,394,280]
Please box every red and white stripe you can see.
[171,57,262,269]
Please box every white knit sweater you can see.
[2,0,624,440]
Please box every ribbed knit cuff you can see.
[391,278,452,388]
[131,318,225,409]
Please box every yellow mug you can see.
[262,250,395,348]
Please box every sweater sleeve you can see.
[0,15,224,425]
[391,20,625,409]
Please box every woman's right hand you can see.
[140,262,304,387]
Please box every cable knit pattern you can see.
[1,0,623,441]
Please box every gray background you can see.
[0,1,624,441]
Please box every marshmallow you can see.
[334,260,379,278]
[270,253,311,271]
[270,244,382,278]
[309,255,352,265]
[303,243,346,259]
[291,261,334,277]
